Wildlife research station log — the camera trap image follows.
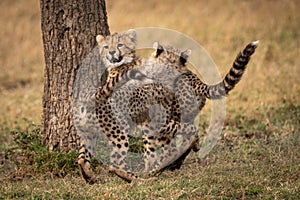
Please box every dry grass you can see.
[0,0,299,199]
[0,0,43,144]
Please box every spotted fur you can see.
[76,29,140,183]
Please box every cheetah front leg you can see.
[78,142,98,184]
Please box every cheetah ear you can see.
[124,29,137,43]
[153,42,164,57]
[180,49,191,65]
[96,35,105,45]
[182,49,192,57]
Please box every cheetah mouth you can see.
[110,56,123,63]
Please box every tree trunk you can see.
[40,0,110,152]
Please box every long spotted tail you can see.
[206,40,259,99]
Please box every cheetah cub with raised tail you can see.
[148,40,259,169]
[150,40,259,122]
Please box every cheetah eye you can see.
[103,45,109,49]
[117,43,124,48]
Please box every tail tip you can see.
[251,40,259,47]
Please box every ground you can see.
[0,0,299,199]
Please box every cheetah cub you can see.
[148,41,259,169]
[77,29,145,184]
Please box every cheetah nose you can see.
[109,51,116,56]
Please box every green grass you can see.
[1,103,299,199]
[0,0,299,199]
[1,122,79,179]
[1,135,299,199]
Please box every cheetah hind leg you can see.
[78,143,98,184]
[145,122,199,177]
[166,123,200,171]
[108,141,138,182]
[142,124,159,173]
[108,165,138,183]
[160,123,199,171]
[166,133,199,171]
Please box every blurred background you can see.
[0,0,299,149]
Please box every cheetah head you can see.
[150,42,191,72]
[96,29,137,67]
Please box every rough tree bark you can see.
[40,0,110,151]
